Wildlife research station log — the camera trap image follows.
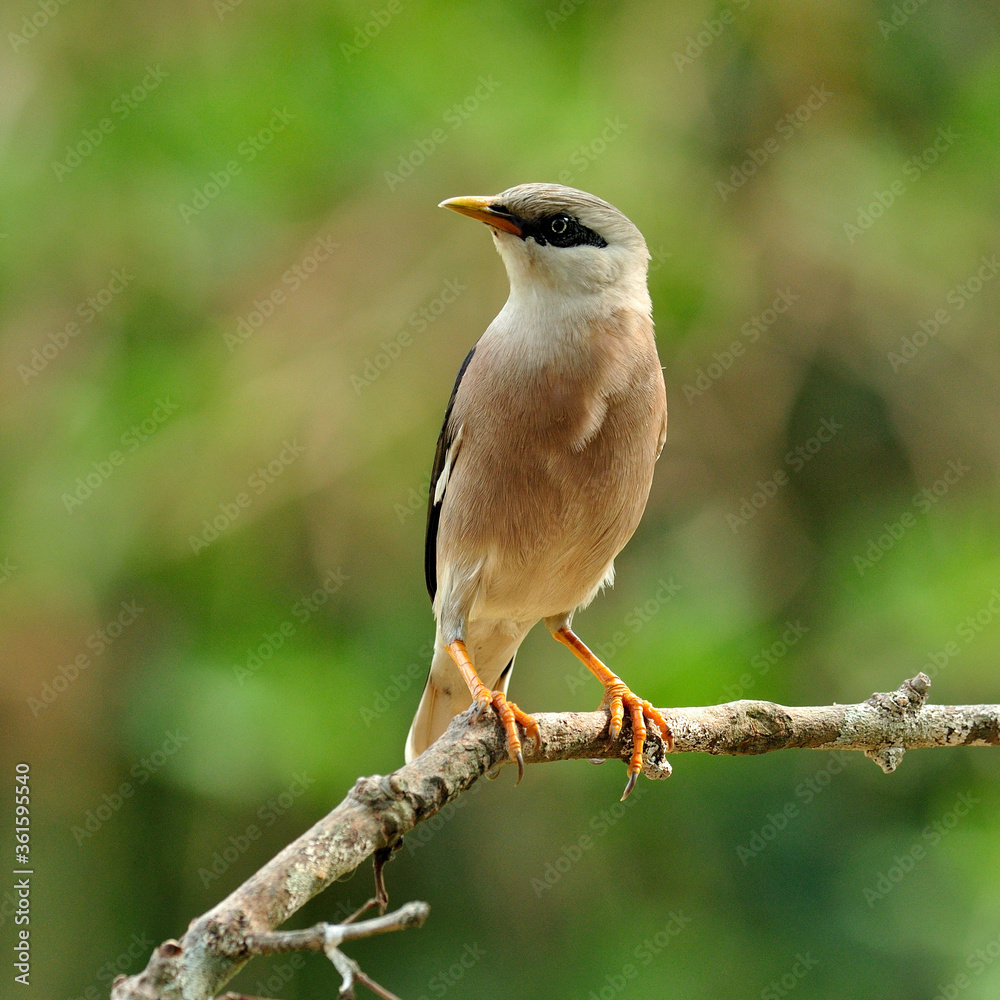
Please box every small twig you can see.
[328,948,361,999]
[344,898,380,925]
[243,901,429,955]
[241,902,429,1000]
[372,842,401,913]
[353,968,408,1000]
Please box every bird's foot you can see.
[600,680,673,801]
[467,688,540,785]
[446,639,540,784]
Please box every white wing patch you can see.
[434,423,464,505]
[656,410,667,459]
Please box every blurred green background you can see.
[2,0,1000,997]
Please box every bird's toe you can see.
[599,683,673,799]
[488,691,540,782]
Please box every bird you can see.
[404,183,670,800]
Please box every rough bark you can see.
[111,673,999,1000]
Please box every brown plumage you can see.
[406,183,670,799]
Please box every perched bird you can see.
[405,183,670,799]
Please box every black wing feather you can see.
[425,345,476,600]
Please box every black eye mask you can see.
[488,205,608,249]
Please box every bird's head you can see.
[440,183,650,305]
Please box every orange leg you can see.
[553,627,672,800]
[446,640,541,784]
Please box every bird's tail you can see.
[405,628,522,762]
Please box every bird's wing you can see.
[656,406,667,459]
[424,344,476,599]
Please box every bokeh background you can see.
[2,1,1000,997]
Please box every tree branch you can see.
[111,673,999,1000]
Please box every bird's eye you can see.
[527,213,607,249]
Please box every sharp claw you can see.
[468,697,489,726]
[515,751,524,785]
[621,771,638,801]
[609,720,622,740]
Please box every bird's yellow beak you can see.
[439,196,523,237]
